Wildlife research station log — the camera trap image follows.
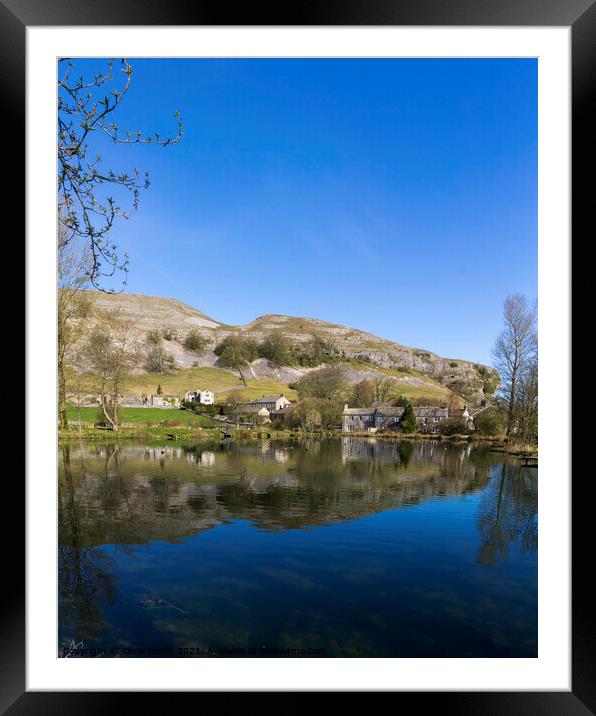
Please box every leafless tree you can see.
[58,58,183,289]
[84,311,139,430]
[372,376,395,403]
[492,294,537,437]
[351,379,374,408]
[226,391,245,429]
[58,220,92,429]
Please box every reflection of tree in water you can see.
[476,462,537,566]
[399,440,414,468]
[59,445,117,646]
[60,439,502,541]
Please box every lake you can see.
[58,437,537,658]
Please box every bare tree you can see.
[516,351,538,442]
[492,294,537,437]
[226,391,245,429]
[351,379,374,408]
[84,312,139,431]
[58,221,91,429]
[58,58,183,289]
[372,376,395,404]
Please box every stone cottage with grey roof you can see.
[241,394,292,412]
[342,403,451,433]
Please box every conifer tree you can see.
[400,400,417,433]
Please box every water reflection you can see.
[58,438,537,657]
[58,446,118,649]
[477,461,538,565]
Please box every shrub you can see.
[146,329,162,345]
[145,345,176,373]
[184,329,208,352]
[295,334,339,367]
[473,407,503,436]
[438,417,469,436]
[291,366,346,401]
[162,327,179,341]
[258,333,296,366]
[287,398,342,431]
[214,335,258,363]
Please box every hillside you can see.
[73,290,499,405]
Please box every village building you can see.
[242,394,292,412]
[448,405,475,428]
[147,393,180,408]
[118,394,180,408]
[119,394,145,406]
[241,405,271,423]
[414,406,450,430]
[269,406,294,422]
[342,403,451,433]
[184,389,214,405]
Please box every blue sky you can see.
[73,58,537,365]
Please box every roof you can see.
[242,405,270,414]
[255,395,285,403]
[375,407,405,417]
[414,407,449,417]
[344,404,450,418]
[270,407,293,415]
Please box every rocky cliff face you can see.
[79,291,499,404]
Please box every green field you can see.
[65,405,221,428]
[69,366,297,404]
[67,361,456,410]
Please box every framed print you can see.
[8,0,589,710]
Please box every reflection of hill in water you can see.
[59,439,503,546]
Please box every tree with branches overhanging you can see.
[57,58,183,289]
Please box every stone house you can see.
[242,405,271,423]
[269,406,294,423]
[148,394,180,408]
[242,394,292,412]
[342,403,450,433]
[448,405,475,429]
[342,404,405,433]
[414,406,449,431]
[119,394,145,407]
[117,394,180,408]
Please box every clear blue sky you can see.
[75,58,537,365]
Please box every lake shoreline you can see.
[57,426,536,459]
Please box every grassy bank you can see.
[65,405,222,428]
[488,441,538,458]
[58,424,329,443]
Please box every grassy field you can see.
[67,361,455,408]
[214,380,298,402]
[65,405,221,428]
[69,366,297,403]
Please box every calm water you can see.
[58,438,537,658]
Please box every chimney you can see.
[344,404,349,411]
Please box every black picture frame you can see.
[9,0,586,710]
